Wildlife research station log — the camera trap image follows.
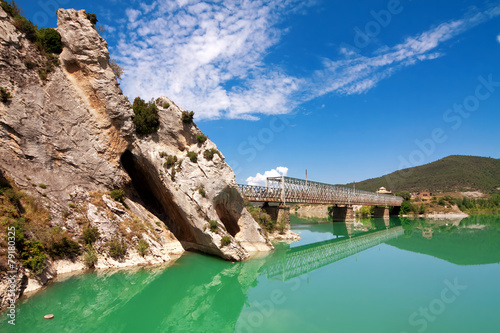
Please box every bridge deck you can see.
[238,176,402,206]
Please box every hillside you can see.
[347,155,500,194]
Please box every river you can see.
[2,215,500,332]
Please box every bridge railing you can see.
[239,176,402,206]
[238,184,282,202]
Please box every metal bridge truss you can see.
[265,226,404,281]
[238,176,402,206]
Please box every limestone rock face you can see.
[0,7,272,307]
[128,96,272,260]
[0,8,133,203]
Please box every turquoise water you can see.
[2,215,500,332]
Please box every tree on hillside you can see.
[395,191,411,201]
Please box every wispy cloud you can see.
[116,0,309,120]
[497,33,500,43]
[308,6,500,98]
[115,2,500,120]
[246,167,288,186]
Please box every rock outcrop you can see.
[0,8,272,309]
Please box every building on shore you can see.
[376,187,392,194]
[417,191,432,201]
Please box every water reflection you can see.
[4,216,500,333]
[388,215,500,265]
[264,223,404,281]
[9,256,267,333]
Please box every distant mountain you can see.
[347,155,500,194]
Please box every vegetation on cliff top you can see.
[203,148,221,161]
[132,97,160,135]
[1,0,62,82]
[182,111,195,124]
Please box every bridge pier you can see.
[329,205,354,222]
[262,202,291,231]
[373,206,390,218]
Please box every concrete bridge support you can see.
[262,203,291,231]
[330,205,354,222]
[373,206,390,218]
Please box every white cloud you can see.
[116,0,308,120]
[497,34,500,43]
[246,167,288,186]
[115,2,500,120]
[307,8,500,98]
[103,25,116,33]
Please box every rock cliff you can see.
[0,8,272,309]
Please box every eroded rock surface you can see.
[0,8,272,309]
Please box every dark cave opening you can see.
[120,149,195,245]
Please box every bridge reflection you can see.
[264,223,404,281]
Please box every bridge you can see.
[238,176,402,223]
[264,226,404,281]
[239,176,402,206]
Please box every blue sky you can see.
[16,0,500,186]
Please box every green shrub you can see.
[358,206,372,217]
[395,191,411,201]
[164,155,177,169]
[399,201,415,215]
[13,15,37,41]
[181,111,194,124]
[209,220,218,233]
[20,240,46,275]
[163,102,170,108]
[136,239,149,257]
[4,188,22,206]
[83,226,100,245]
[221,236,231,247]
[38,183,46,189]
[203,148,220,161]
[0,87,11,103]
[418,203,426,214]
[68,203,77,209]
[159,151,167,158]
[47,236,81,258]
[82,245,98,268]
[187,151,198,163]
[37,28,62,54]
[247,205,275,233]
[198,185,206,198]
[196,134,207,144]
[1,0,20,17]
[108,237,127,259]
[277,216,287,234]
[132,97,160,135]
[110,188,125,203]
[86,12,98,26]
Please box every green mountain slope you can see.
[347,155,500,193]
